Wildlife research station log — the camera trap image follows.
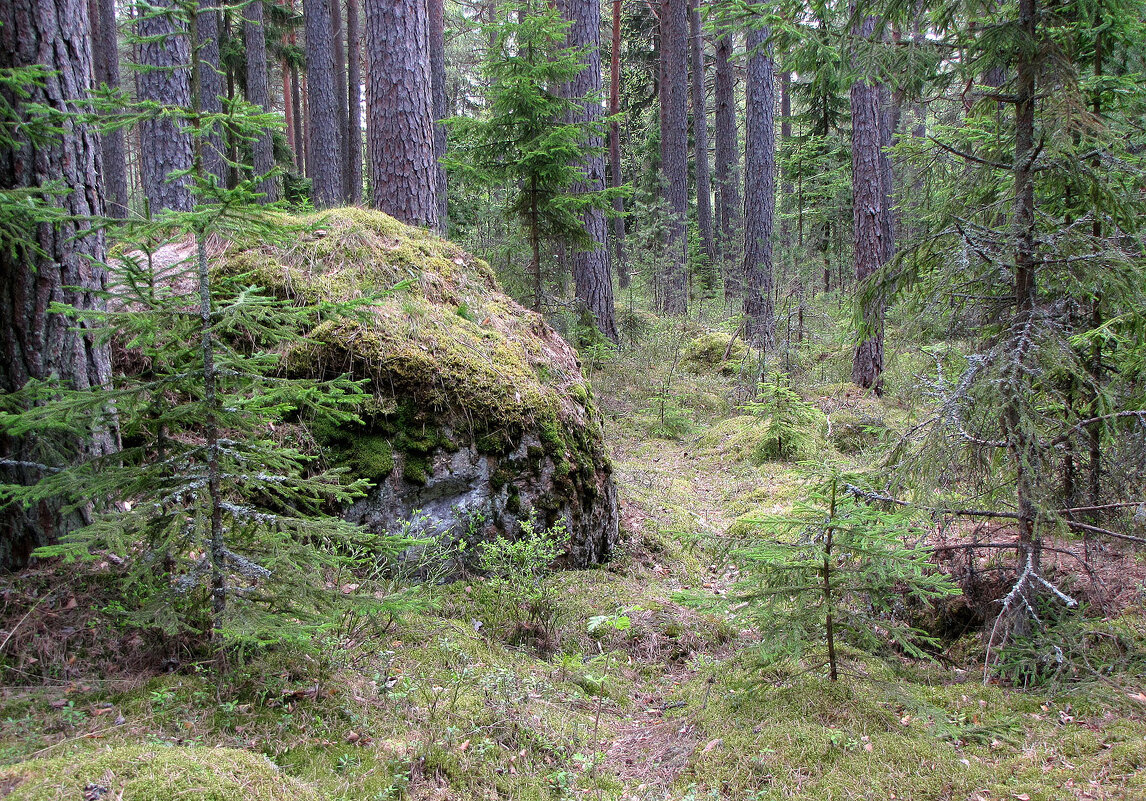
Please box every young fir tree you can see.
[445,0,620,313]
[735,466,959,681]
[0,0,409,647]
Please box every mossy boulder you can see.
[217,208,617,565]
[681,331,751,375]
[0,745,322,801]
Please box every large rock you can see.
[223,209,617,566]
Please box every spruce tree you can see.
[446,0,620,314]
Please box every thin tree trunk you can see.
[364,0,439,228]
[742,24,775,349]
[346,0,363,204]
[1006,0,1040,586]
[331,0,349,199]
[0,0,117,568]
[689,0,714,270]
[137,0,194,212]
[91,0,130,217]
[713,27,741,299]
[660,0,689,315]
[565,0,618,341]
[244,0,279,202]
[428,0,448,232]
[609,0,627,289]
[304,0,343,207]
[779,69,793,261]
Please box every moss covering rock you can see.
[217,208,617,565]
[681,331,751,375]
[0,746,322,801]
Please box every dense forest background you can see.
[1,0,1146,798]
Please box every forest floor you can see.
[2,331,1146,800]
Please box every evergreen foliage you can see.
[735,465,960,680]
[0,0,407,648]
[444,0,620,311]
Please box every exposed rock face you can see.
[224,208,618,566]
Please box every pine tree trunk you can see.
[137,0,194,212]
[244,0,279,202]
[564,0,618,342]
[91,0,130,218]
[849,15,887,395]
[346,0,363,204]
[609,0,627,289]
[195,0,227,185]
[364,0,439,228]
[304,0,344,207]
[291,63,305,175]
[742,25,775,349]
[689,0,714,271]
[0,0,118,568]
[428,0,448,232]
[713,27,741,299]
[330,0,349,199]
[660,0,689,315]
[779,69,793,261]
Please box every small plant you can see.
[735,464,960,680]
[740,371,826,461]
[476,517,567,650]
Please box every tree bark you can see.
[364,0,439,228]
[779,69,793,261]
[742,25,775,348]
[689,0,714,270]
[330,0,349,199]
[91,0,129,218]
[609,0,627,289]
[564,0,618,342]
[428,0,448,231]
[137,0,194,212]
[849,14,887,395]
[195,0,227,186]
[244,0,279,202]
[304,0,344,207]
[659,0,689,314]
[0,0,117,568]
[713,26,741,299]
[346,0,363,204]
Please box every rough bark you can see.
[659,0,689,315]
[564,0,618,342]
[609,0,627,289]
[689,0,714,269]
[137,0,194,212]
[91,0,129,218]
[304,0,343,207]
[346,0,363,203]
[364,0,439,228]
[849,15,888,395]
[0,0,117,568]
[742,25,775,348]
[428,0,448,231]
[713,27,741,297]
[779,68,793,258]
[244,0,280,202]
[195,0,227,185]
[330,0,349,198]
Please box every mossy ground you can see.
[2,296,1144,800]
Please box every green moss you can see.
[0,746,323,801]
[345,435,394,481]
[681,331,751,374]
[402,454,431,485]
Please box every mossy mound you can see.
[0,746,322,801]
[218,208,617,565]
[681,332,752,375]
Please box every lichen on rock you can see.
[218,208,618,566]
